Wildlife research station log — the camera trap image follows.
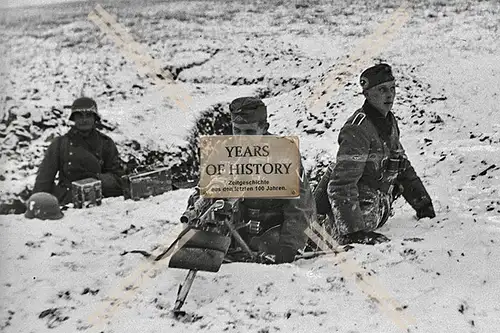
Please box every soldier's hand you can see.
[255,252,276,265]
[414,197,436,219]
[339,231,390,245]
[82,171,99,180]
[416,204,436,219]
[274,246,297,264]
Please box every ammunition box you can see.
[122,167,172,200]
[71,178,102,209]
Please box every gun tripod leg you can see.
[155,226,192,262]
[223,219,255,260]
[173,269,197,315]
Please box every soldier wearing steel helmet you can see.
[315,64,436,245]
[32,97,124,205]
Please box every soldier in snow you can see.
[315,64,436,245]
[32,97,124,205]
[186,97,316,264]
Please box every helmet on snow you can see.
[69,97,100,121]
[24,192,64,220]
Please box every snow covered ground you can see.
[1,0,499,332]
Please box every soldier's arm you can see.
[328,124,370,235]
[33,138,60,194]
[394,127,435,218]
[278,163,316,261]
[396,151,435,218]
[186,187,201,210]
[99,139,125,197]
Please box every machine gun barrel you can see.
[179,210,197,224]
[180,197,213,224]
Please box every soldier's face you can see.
[73,112,96,131]
[232,122,269,135]
[364,81,396,116]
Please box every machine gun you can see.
[156,195,266,316]
[156,192,326,316]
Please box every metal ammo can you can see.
[71,178,102,208]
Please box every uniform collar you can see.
[67,128,102,153]
[68,127,98,138]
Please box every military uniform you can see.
[185,97,316,264]
[232,97,316,262]
[33,98,124,205]
[322,64,435,243]
[327,101,431,235]
[33,128,124,205]
[185,157,315,263]
[236,154,315,259]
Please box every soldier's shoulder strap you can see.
[351,112,366,126]
[348,110,367,127]
[96,130,113,142]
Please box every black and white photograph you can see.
[0,0,499,332]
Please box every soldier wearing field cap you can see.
[32,97,124,205]
[229,97,269,134]
[229,97,316,263]
[315,64,435,245]
[186,97,316,264]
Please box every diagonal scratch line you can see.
[306,227,330,251]
[305,224,416,330]
[90,5,162,77]
[86,6,200,328]
[88,7,191,110]
[86,227,198,331]
[88,4,193,112]
[84,2,415,331]
[92,5,173,81]
[301,2,416,329]
[310,220,337,249]
[306,3,411,114]
[88,11,159,80]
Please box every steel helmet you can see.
[69,97,100,121]
[24,192,64,220]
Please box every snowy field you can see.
[1,0,499,332]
